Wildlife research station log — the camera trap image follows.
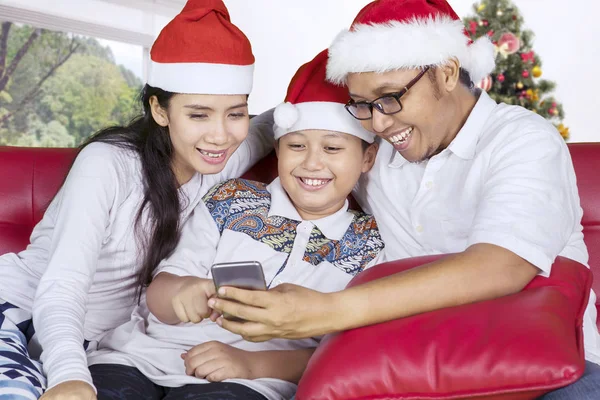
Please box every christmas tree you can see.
[463,0,569,140]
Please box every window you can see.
[0,21,144,147]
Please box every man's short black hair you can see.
[426,66,474,99]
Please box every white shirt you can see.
[353,90,600,364]
[88,177,383,400]
[0,110,274,389]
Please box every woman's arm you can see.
[32,144,121,391]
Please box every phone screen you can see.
[211,261,267,292]
[211,261,267,322]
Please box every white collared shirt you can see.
[89,177,383,400]
[353,90,600,364]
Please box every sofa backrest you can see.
[0,147,75,254]
[1,143,599,301]
[568,144,600,298]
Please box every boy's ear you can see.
[361,142,378,173]
[273,139,280,158]
[149,95,169,127]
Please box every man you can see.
[209,0,600,397]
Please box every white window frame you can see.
[99,0,185,17]
[0,3,160,81]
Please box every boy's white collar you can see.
[266,177,354,241]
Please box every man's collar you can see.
[387,90,497,167]
[267,177,354,241]
[447,90,496,160]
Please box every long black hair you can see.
[80,84,180,298]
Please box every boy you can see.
[87,49,383,400]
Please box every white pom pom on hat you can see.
[273,102,299,130]
[462,36,496,84]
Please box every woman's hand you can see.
[208,283,338,341]
[171,277,216,324]
[182,341,254,381]
[39,380,96,400]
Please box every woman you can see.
[0,1,270,399]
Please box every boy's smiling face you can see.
[277,129,378,220]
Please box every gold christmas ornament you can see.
[477,3,486,12]
[532,65,542,78]
[497,10,504,16]
[557,123,569,139]
[516,82,524,90]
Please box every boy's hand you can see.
[172,277,216,324]
[182,341,254,381]
[40,380,96,400]
[208,303,222,322]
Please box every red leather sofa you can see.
[1,143,599,399]
[2,144,599,322]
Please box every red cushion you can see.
[297,255,591,400]
[240,150,279,183]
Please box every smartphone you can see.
[211,261,267,292]
[211,261,267,322]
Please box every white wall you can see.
[222,1,372,116]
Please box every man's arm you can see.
[330,243,538,332]
[210,244,537,339]
[334,127,575,330]
[248,347,315,383]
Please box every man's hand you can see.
[182,341,254,381]
[208,283,336,341]
[171,277,216,324]
[40,380,96,400]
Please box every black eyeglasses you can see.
[345,66,431,120]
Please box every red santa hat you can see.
[274,49,374,143]
[148,0,254,94]
[327,0,495,85]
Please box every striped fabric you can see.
[0,301,45,400]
